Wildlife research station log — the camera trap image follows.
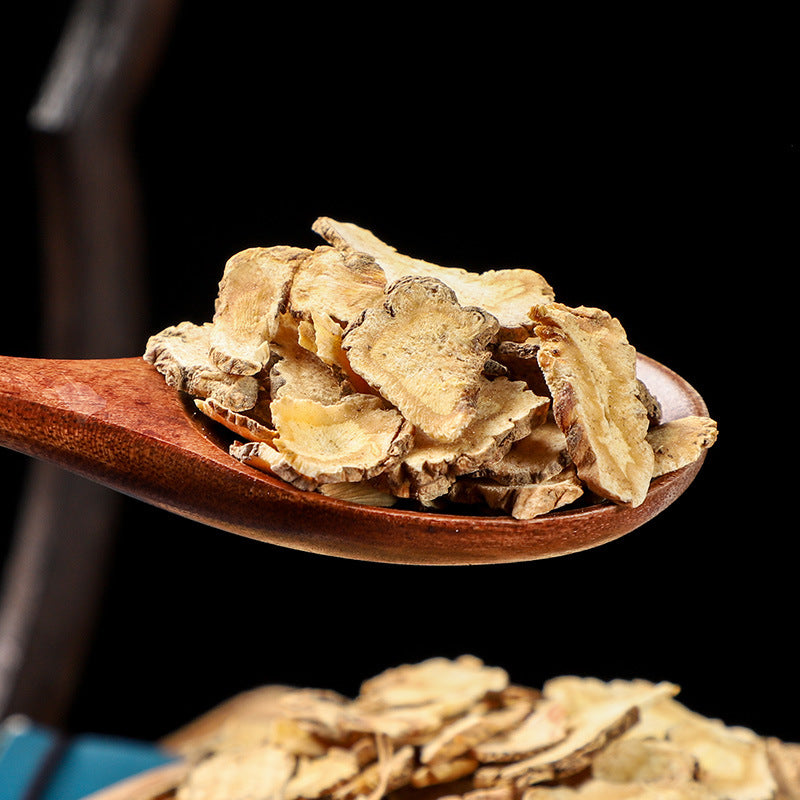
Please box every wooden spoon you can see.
[0,352,708,565]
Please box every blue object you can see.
[0,715,177,800]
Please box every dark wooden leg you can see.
[0,0,178,726]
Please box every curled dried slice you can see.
[195,396,276,443]
[230,440,314,489]
[332,744,416,800]
[312,217,555,338]
[272,688,353,743]
[285,747,361,800]
[319,481,398,507]
[647,416,718,478]
[475,705,640,789]
[411,756,480,788]
[357,657,509,717]
[144,321,259,412]
[636,379,663,427]
[448,466,584,520]
[471,700,568,763]
[476,681,680,789]
[472,421,571,486]
[271,394,412,484]
[210,245,309,375]
[493,338,550,397]
[270,339,355,405]
[382,378,549,503]
[175,743,295,800]
[343,276,500,442]
[420,702,534,765]
[532,303,654,507]
[231,395,413,489]
[341,704,452,745]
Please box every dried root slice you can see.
[541,677,681,721]
[144,321,259,412]
[266,394,413,487]
[230,440,314,489]
[636,379,663,427]
[319,481,398,507]
[412,756,481,788]
[343,276,500,443]
[449,466,584,520]
[312,217,555,338]
[160,660,785,800]
[474,702,641,789]
[766,738,800,800]
[285,747,361,800]
[341,704,455,745]
[472,421,571,486]
[472,700,569,764]
[195,396,276,443]
[591,737,700,784]
[420,702,535,766]
[474,681,681,790]
[521,780,717,799]
[175,743,295,800]
[332,744,416,800]
[288,245,387,329]
[666,717,777,800]
[532,303,654,507]
[210,245,309,376]
[494,338,550,397]
[270,339,355,405]
[647,416,718,478]
[356,657,509,718]
[383,378,549,503]
[204,716,329,760]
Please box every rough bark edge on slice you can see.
[380,378,549,503]
[143,320,259,412]
[210,245,310,376]
[531,303,654,507]
[646,416,718,478]
[447,466,584,520]
[312,216,555,338]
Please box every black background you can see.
[2,3,797,748]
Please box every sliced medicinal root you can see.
[448,466,585,520]
[143,217,718,518]
[269,338,355,405]
[288,246,387,330]
[158,658,789,800]
[144,320,260,412]
[342,277,500,443]
[647,415,719,478]
[532,303,655,507]
[312,216,555,339]
[471,421,571,486]
[380,378,549,503]
[231,394,413,490]
[195,396,276,443]
[210,245,310,376]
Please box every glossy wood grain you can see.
[0,353,709,565]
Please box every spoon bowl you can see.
[0,352,708,565]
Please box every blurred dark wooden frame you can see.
[0,0,178,726]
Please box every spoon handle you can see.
[0,356,136,463]
[0,355,298,540]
